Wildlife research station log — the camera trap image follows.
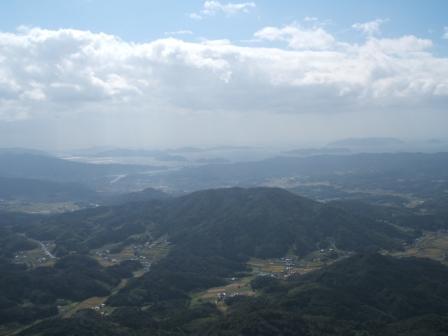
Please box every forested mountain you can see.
[102,187,171,206]
[159,187,411,257]
[0,177,97,202]
[22,187,413,258]
[203,254,448,336]
[15,254,448,336]
[0,187,444,336]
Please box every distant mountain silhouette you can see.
[327,137,404,148]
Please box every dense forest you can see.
[1,187,447,335]
[13,254,448,336]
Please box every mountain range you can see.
[0,156,447,335]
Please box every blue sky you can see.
[1,0,447,49]
[0,1,447,149]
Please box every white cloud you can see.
[364,35,433,53]
[203,0,255,15]
[443,27,448,39]
[254,25,336,50]
[353,19,387,36]
[188,13,202,20]
[0,26,446,127]
[164,30,193,36]
[304,16,318,22]
[189,1,255,20]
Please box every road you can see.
[38,241,56,259]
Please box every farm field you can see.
[391,231,448,264]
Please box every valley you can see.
[0,151,447,335]
[192,249,353,310]
[390,230,448,263]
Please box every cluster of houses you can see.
[95,249,119,264]
[95,242,154,271]
[92,303,108,316]
[281,257,295,271]
[278,256,301,278]
[130,253,152,272]
[129,242,157,271]
[13,242,55,265]
[263,253,336,279]
[216,291,241,303]
[318,248,338,259]
[13,251,26,262]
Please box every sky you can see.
[0,0,447,150]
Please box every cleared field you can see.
[61,237,168,318]
[191,252,342,310]
[191,276,255,311]
[391,231,448,263]
[248,258,285,273]
[93,237,170,267]
[13,240,57,268]
[62,297,107,318]
[62,276,134,318]
[248,254,337,277]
